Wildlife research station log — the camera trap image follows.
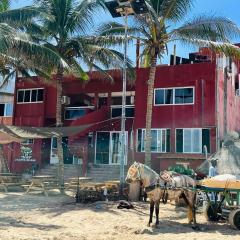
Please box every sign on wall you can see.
[15,145,36,162]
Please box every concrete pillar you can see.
[93,93,99,110]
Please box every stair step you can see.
[37,164,129,182]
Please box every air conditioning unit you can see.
[61,96,70,105]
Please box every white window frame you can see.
[137,128,168,153]
[0,102,13,117]
[154,86,195,106]
[175,128,202,154]
[17,88,44,104]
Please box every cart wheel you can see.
[204,203,222,222]
[229,209,240,230]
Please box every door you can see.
[50,137,58,164]
[110,132,127,165]
[50,137,74,164]
[95,131,128,165]
[95,132,110,164]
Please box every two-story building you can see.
[5,48,240,177]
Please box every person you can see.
[208,160,217,178]
[208,160,218,202]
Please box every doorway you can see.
[95,131,128,165]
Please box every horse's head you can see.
[126,162,160,188]
[125,162,141,183]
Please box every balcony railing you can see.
[65,106,94,120]
[111,105,134,118]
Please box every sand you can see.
[0,192,239,240]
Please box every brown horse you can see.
[125,162,198,229]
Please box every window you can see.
[155,89,173,104]
[111,106,135,118]
[65,108,86,120]
[137,129,170,153]
[176,128,210,153]
[154,87,194,105]
[175,88,194,104]
[0,103,13,117]
[17,89,44,103]
[21,139,34,145]
[111,96,133,105]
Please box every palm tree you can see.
[0,0,70,173]
[32,0,133,191]
[99,0,240,167]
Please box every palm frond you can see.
[66,0,105,34]
[0,6,46,27]
[7,35,69,74]
[96,21,140,37]
[147,0,194,22]
[67,58,89,81]
[179,38,240,59]
[0,69,15,89]
[171,16,240,41]
[0,0,10,12]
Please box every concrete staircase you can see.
[37,164,82,181]
[86,164,128,182]
[37,164,128,182]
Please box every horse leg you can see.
[180,192,193,224]
[182,192,199,230]
[155,201,160,226]
[148,200,154,227]
[191,193,199,230]
[143,190,148,202]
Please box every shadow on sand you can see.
[0,215,61,230]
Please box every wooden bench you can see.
[65,177,93,191]
[25,175,60,196]
[0,174,23,192]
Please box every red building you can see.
[5,48,240,175]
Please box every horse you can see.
[125,162,198,229]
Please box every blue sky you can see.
[11,0,240,64]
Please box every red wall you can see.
[10,71,135,173]
[217,67,240,139]
[134,62,216,128]
[133,62,217,171]
[10,61,240,173]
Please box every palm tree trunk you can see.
[223,67,228,137]
[0,144,9,173]
[56,67,65,193]
[144,55,157,167]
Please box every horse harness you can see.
[144,180,169,204]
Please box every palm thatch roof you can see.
[0,124,92,144]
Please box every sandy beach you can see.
[0,192,239,240]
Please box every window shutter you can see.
[202,129,210,153]
[176,129,183,153]
[166,129,171,152]
[137,129,142,152]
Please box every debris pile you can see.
[197,131,240,176]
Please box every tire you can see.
[204,203,222,222]
[229,209,240,230]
